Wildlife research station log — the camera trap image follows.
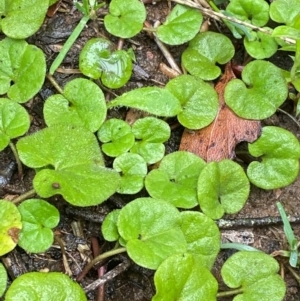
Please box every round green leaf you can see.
[180,211,220,269]
[0,263,7,298]
[0,0,48,39]
[113,153,147,194]
[0,38,46,103]
[197,160,250,219]
[152,253,218,301]
[157,4,203,45]
[0,200,22,256]
[5,272,87,301]
[17,125,120,206]
[101,209,121,242]
[165,75,218,129]
[270,0,300,25]
[108,86,182,117]
[225,60,288,119]
[17,199,59,253]
[0,98,30,151]
[272,25,300,40]
[117,197,187,269]
[244,30,278,59]
[104,0,146,38]
[97,118,135,157]
[247,126,300,189]
[182,32,235,80]
[44,78,106,132]
[226,0,269,26]
[79,38,132,89]
[221,251,286,301]
[145,151,206,208]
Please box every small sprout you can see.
[152,253,218,301]
[225,60,288,119]
[5,272,87,301]
[165,75,219,129]
[182,32,235,80]
[221,251,286,301]
[0,38,46,103]
[104,0,146,38]
[107,86,182,117]
[270,0,300,25]
[145,151,206,208]
[17,199,59,254]
[130,117,171,164]
[0,200,22,256]
[247,126,300,189]
[113,153,147,194]
[44,78,106,132]
[79,38,132,89]
[0,263,7,298]
[156,4,203,45]
[117,197,186,269]
[0,98,30,151]
[102,209,121,242]
[197,160,250,220]
[97,118,135,157]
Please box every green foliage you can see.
[0,263,6,298]
[197,160,250,219]
[79,38,132,89]
[102,209,121,242]
[165,75,219,129]
[16,125,120,206]
[182,32,235,80]
[0,0,48,39]
[104,0,146,38]
[44,78,106,132]
[221,251,286,301]
[0,200,22,256]
[156,4,203,45]
[152,253,218,301]
[0,38,46,103]
[17,199,59,253]
[247,126,300,189]
[225,60,288,119]
[0,98,30,151]
[4,272,87,301]
[269,0,300,25]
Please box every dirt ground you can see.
[1,1,300,300]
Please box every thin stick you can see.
[11,188,36,204]
[46,74,64,94]
[9,142,23,179]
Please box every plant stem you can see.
[217,287,244,298]
[9,142,23,179]
[46,74,64,94]
[277,108,300,128]
[49,14,90,75]
[11,188,36,204]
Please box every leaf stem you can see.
[46,74,64,94]
[217,287,244,298]
[277,108,300,128]
[9,142,23,179]
[11,188,36,204]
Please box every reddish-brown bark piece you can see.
[179,63,261,162]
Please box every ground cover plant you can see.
[1,0,300,300]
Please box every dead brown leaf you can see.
[179,62,261,162]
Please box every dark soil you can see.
[1,1,300,301]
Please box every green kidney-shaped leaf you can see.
[166,75,218,129]
[108,86,182,117]
[247,126,300,189]
[145,151,206,208]
[0,98,30,151]
[270,0,300,25]
[221,251,286,301]
[98,118,135,157]
[226,0,269,26]
[180,211,220,269]
[157,4,203,45]
[272,25,300,40]
[182,32,235,80]
[0,200,22,256]
[104,0,146,38]
[79,38,132,89]
[0,0,48,39]
[152,253,218,301]
[44,78,106,132]
[225,60,288,119]
[101,209,121,242]
[198,160,250,220]
[0,263,7,298]
[5,272,87,301]
[17,125,120,206]
[0,38,46,103]
[17,199,59,253]
[117,197,187,269]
